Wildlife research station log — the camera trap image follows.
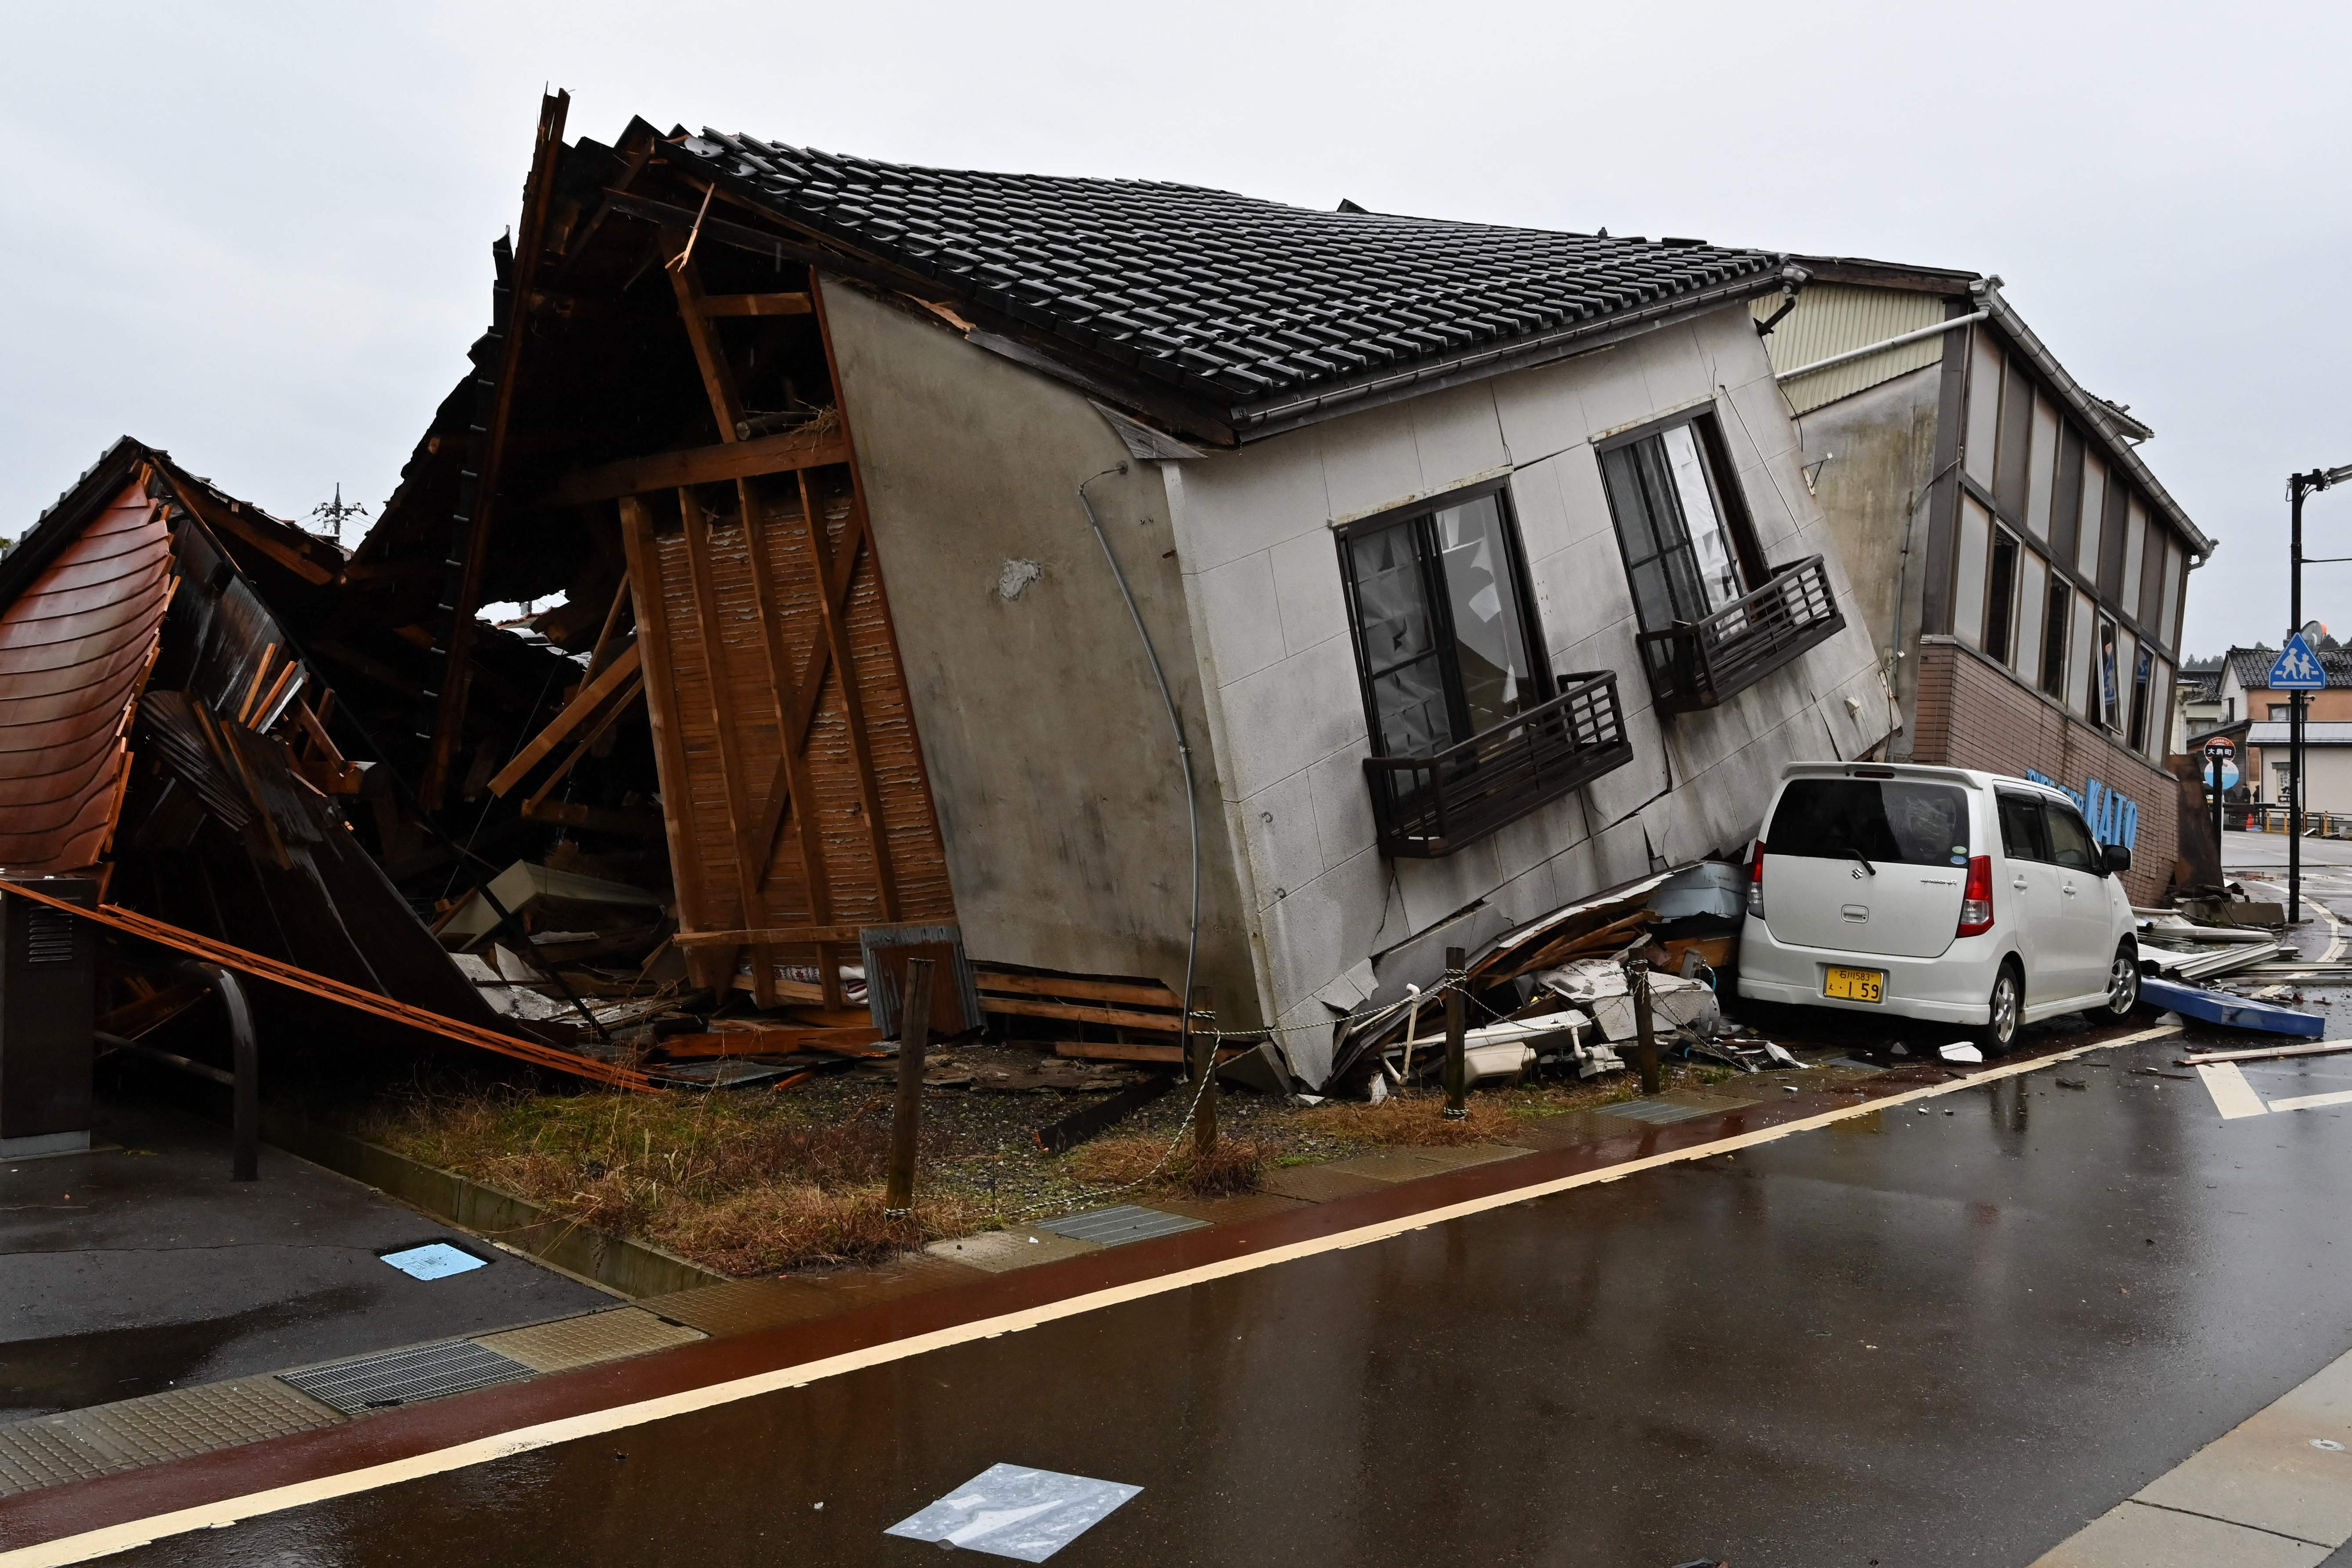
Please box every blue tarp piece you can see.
[2141,976,2325,1038]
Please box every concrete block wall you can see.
[1166,303,1890,1083]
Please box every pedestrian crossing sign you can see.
[2268,633,2327,691]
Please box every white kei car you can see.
[1736,762,2141,1051]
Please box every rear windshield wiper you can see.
[1841,847,1877,876]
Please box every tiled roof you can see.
[2227,643,2352,690]
[669,133,1784,430]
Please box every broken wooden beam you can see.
[488,642,643,795]
[2180,1039,2352,1065]
[698,291,813,317]
[974,970,1182,1009]
[655,1026,884,1059]
[4,878,658,1092]
[675,920,938,948]
[423,89,570,808]
[538,426,849,508]
[1052,1041,1247,1065]
[987,996,1186,1034]
[1034,1073,1178,1155]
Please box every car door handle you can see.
[2062,884,2078,897]
[2011,878,2029,890]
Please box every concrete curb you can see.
[259,1109,728,1300]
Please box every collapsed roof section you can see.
[0,437,653,1090]
[655,129,1794,444]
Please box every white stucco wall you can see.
[1162,303,1889,1082]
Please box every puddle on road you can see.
[0,1283,372,1420]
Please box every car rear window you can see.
[1768,779,1971,868]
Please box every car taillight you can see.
[1747,840,1765,917]
[1956,854,1994,937]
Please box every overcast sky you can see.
[4,0,2344,655]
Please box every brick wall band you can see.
[1909,637,2178,905]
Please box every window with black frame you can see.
[1338,486,1545,761]
[1597,414,1763,683]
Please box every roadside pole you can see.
[1442,947,1468,1120]
[1189,985,1217,1157]
[883,958,935,1217]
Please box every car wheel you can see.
[1977,961,2022,1053]
[2101,941,2140,1020]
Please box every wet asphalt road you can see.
[93,1009,2352,1568]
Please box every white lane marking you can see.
[2266,1087,2352,1114]
[0,1023,2182,1568]
[2197,1062,2273,1119]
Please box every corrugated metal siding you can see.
[1753,284,1946,415]
[0,479,171,872]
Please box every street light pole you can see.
[2291,475,2306,925]
[2284,462,2352,925]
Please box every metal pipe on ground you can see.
[883,958,935,1216]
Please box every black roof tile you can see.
[2228,644,2352,690]
[669,132,1783,427]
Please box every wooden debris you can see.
[2180,1040,2352,1066]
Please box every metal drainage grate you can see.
[1036,1204,1207,1247]
[1596,1099,1724,1125]
[280,1341,535,1415]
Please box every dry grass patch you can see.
[357,1083,980,1275]
[1066,1132,1268,1196]
[1296,1093,1527,1147]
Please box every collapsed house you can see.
[0,438,656,1094]
[8,92,1912,1094]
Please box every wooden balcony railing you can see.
[1363,670,1635,858]
[1637,555,1844,714]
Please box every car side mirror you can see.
[2103,843,2132,876]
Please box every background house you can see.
[2217,638,2352,727]
[2217,638,2352,814]
[1750,257,2214,898]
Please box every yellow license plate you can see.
[1824,966,1884,1002]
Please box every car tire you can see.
[2100,940,2140,1020]
[1977,960,2022,1053]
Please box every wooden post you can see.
[1626,956,1663,1095]
[884,957,935,1216]
[1443,946,1469,1119]
[1189,985,1217,1158]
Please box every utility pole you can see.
[309,483,368,545]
